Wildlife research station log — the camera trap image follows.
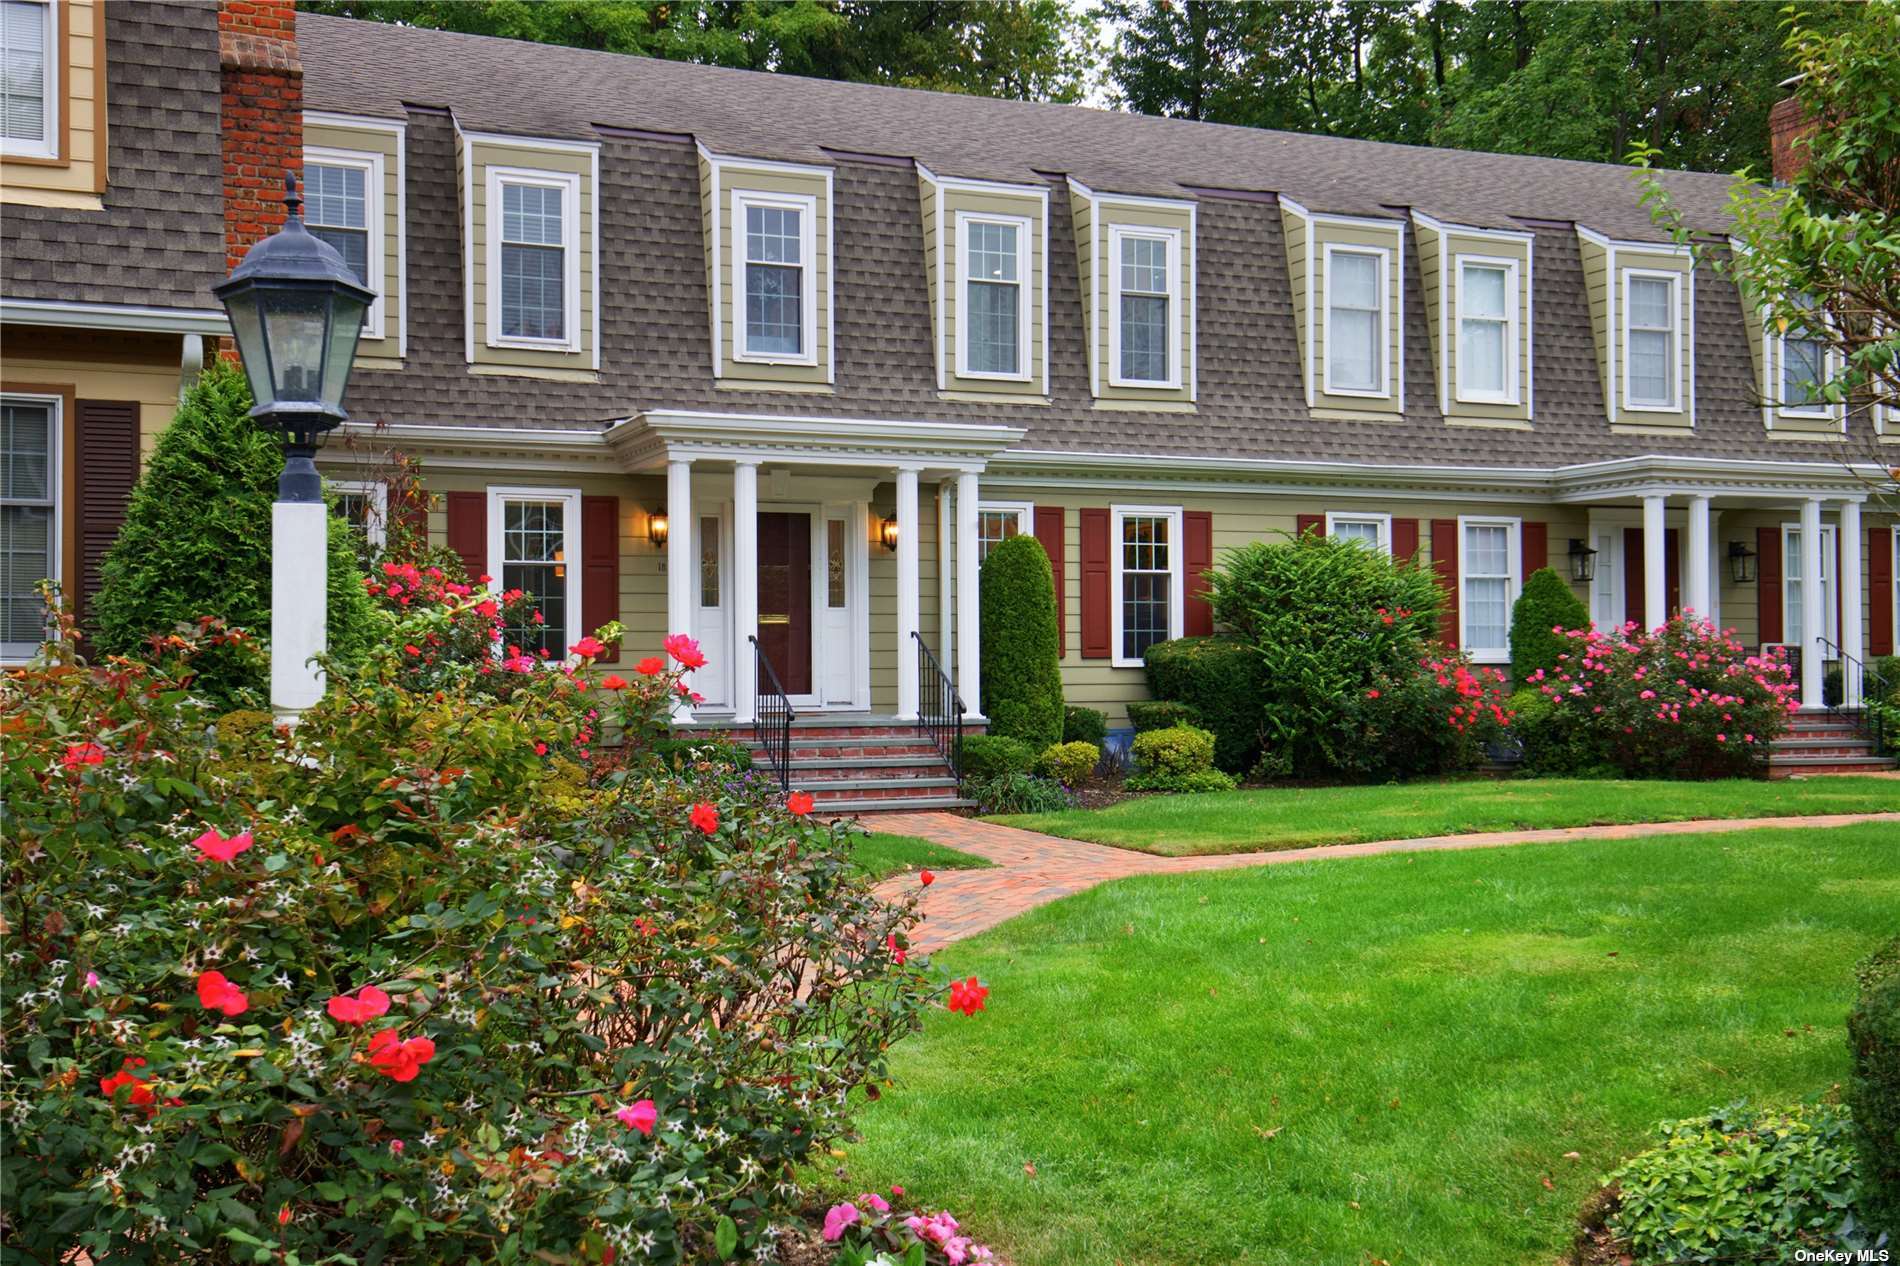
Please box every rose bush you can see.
[1,598,978,1263]
[822,1188,999,1266]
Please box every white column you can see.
[1842,497,1864,708]
[894,467,921,720]
[1684,494,1711,621]
[1642,493,1667,630]
[271,501,328,723]
[665,460,695,714]
[937,480,954,658]
[956,470,982,719]
[1801,495,1825,709]
[731,461,759,724]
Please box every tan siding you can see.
[1092,199,1196,404]
[465,136,597,375]
[1068,187,1095,390]
[709,162,831,387]
[1282,208,1309,389]
[1415,221,1441,399]
[0,0,105,205]
[920,174,940,378]
[1578,233,1612,420]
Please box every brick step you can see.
[750,741,945,760]
[820,795,978,817]
[1771,738,1877,758]
[785,759,952,781]
[1769,755,1898,779]
[799,776,962,799]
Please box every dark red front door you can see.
[757,512,812,695]
[1624,527,1682,622]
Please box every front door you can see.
[757,511,813,696]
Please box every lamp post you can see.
[214,173,375,723]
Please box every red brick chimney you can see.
[1768,81,1815,184]
[220,1,302,273]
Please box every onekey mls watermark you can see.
[1794,1251,1891,1264]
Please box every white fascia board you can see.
[305,110,406,137]
[460,130,600,155]
[699,146,832,180]
[1575,223,1692,257]
[1,298,229,336]
[1410,208,1536,244]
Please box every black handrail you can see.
[1818,637,1889,754]
[912,631,965,786]
[749,635,795,792]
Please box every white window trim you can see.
[976,500,1034,539]
[1620,267,1682,413]
[730,187,820,367]
[1771,311,1838,422]
[327,478,388,548]
[1781,522,1840,647]
[1106,223,1183,389]
[483,165,583,354]
[1320,242,1392,399]
[1109,504,1184,669]
[486,486,584,659]
[304,145,386,341]
[1325,511,1392,555]
[0,0,57,160]
[1452,254,1520,406]
[0,390,61,663]
[1457,514,1521,664]
[954,209,1033,383]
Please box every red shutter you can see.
[1295,513,1323,539]
[73,400,140,629]
[1522,520,1548,579]
[1079,507,1111,659]
[1665,528,1682,618]
[1871,527,1893,657]
[1033,505,1065,654]
[1431,518,1458,647]
[1184,510,1214,637]
[1757,526,1783,645]
[1392,517,1420,562]
[1625,529,1647,627]
[580,495,620,663]
[445,490,486,584]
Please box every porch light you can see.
[880,515,899,552]
[1727,540,1758,584]
[648,511,669,547]
[1567,538,1598,584]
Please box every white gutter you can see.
[2,297,231,337]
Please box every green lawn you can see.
[842,823,1899,1265]
[852,831,992,882]
[994,776,1900,856]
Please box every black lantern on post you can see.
[1727,540,1758,585]
[1567,538,1598,584]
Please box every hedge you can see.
[978,534,1064,749]
[1063,706,1108,746]
[958,733,1037,782]
[1127,700,1201,733]
[1143,636,1265,774]
[1849,932,1900,1233]
[1509,567,1590,683]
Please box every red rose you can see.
[570,636,607,659]
[600,675,629,690]
[366,1028,435,1082]
[61,742,106,770]
[634,656,666,676]
[191,828,255,863]
[326,985,392,1026]
[196,970,249,1017]
[787,791,815,816]
[689,802,720,834]
[947,976,989,1016]
[663,633,706,670]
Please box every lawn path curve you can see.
[870,810,1900,952]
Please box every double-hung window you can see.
[487,168,579,349]
[327,478,387,550]
[1459,517,1520,662]
[1111,505,1183,666]
[734,191,816,362]
[1623,271,1679,409]
[1324,245,1388,395]
[1326,512,1390,554]
[487,487,582,660]
[1,394,58,661]
[1455,257,1517,404]
[1,0,56,159]
[958,213,1028,379]
[976,501,1033,563]
[1782,525,1838,649]
[1110,227,1178,386]
[305,149,383,337]
[1778,296,1829,415]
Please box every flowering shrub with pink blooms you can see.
[1520,616,1798,779]
[0,602,973,1263]
[823,1189,999,1266]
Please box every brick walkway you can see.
[871,810,1900,952]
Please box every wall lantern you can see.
[879,515,899,552]
[1727,540,1758,585]
[648,511,669,547]
[1567,538,1598,584]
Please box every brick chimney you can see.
[1768,81,1815,184]
[220,1,302,273]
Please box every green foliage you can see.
[1062,705,1108,747]
[89,361,377,707]
[1034,741,1100,787]
[958,733,1037,782]
[978,534,1064,749]
[1507,688,1608,776]
[1509,567,1590,682]
[1848,933,1900,1234]
[1143,636,1266,773]
[1605,1101,1869,1263]
[1126,699,1201,733]
[644,735,754,774]
[1126,724,1235,792]
[966,769,1072,815]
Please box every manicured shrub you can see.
[1063,705,1108,747]
[958,733,1037,782]
[1604,1101,1868,1262]
[978,533,1063,749]
[89,360,378,707]
[1143,635,1266,774]
[1508,566,1590,683]
[1127,699,1202,733]
[1848,933,1900,1234]
[646,734,754,773]
[1506,687,1607,776]
[1035,740,1100,786]
[967,769,1071,814]
[1126,724,1237,792]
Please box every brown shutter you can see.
[1392,517,1420,562]
[1184,510,1214,638]
[580,495,620,663]
[1871,527,1893,657]
[1522,520,1547,579]
[1757,525,1783,645]
[1624,529,1646,627]
[1033,505,1065,654]
[73,400,140,629]
[1431,518,1458,647]
[1295,513,1323,539]
[445,490,486,584]
[1665,528,1682,618]
[1079,507,1111,659]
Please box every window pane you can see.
[1467,577,1509,648]
[501,500,566,656]
[1332,520,1381,548]
[501,183,563,245]
[745,262,802,356]
[1465,524,1508,575]
[1329,308,1378,390]
[699,516,720,607]
[1120,293,1168,381]
[1,504,52,645]
[1783,337,1825,407]
[826,518,846,608]
[306,163,366,230]
[1119,514,1172,660]
[967,221,1018,283]
[1462,265,1507,320]
[1,400,51,500]
[1628,277,1671,329]
[1331,252,1379,309]
[977,509,1020,561]
[1628,329,1671,404]
[966,280,1020,374]
[1120,236,1168,294]
[1,0,47,144]
[745,204,801,266]
[309,225,370,287]
[500,243,565,340]
[1460,317,1506,394]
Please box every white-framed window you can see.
[1622,269,1681,410]
[1326,512,1391,554]
[1782,524,1839,649]
[1776,295,1830,416]
[1,392,59,662]
[305,147,386,339]
[1110,505,1183,667]
[487,487,583,660]
[485,167,581,352]
[1322,243,1390,397]
[1108,225,1181,388]
[1455,255,1518,404]
[976,500,1033,563]
[956,211,1030,380]
[1458,516,1521,663]
[327,478,387,549]
[731,189,818,365]
[1,0,56,160]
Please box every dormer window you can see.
[1623,270,1680,410]
[1110,226,1181,387]
[958,213,1029,379]
[1455,258,1518,404]
[0,0,55,159]
[1778,296,1828,415]
[1324,245,1389,396]
[480,159,585,355]
[735,191,816,364]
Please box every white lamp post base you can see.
[271,498,328,723]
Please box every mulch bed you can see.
[1561,1186,1635,1266]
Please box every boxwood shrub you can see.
[1127,699,1201,733]
[1126,724,1236,793]
[1062,706,1108,747]
[1034,740,1100,786]
[1849,932,1900,1233]
[1143,636,1265,774]
[958,733,1037,782]
[1508,567,1590,683]
[978,534,1063,749]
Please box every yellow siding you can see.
[1415,220,1441,395]
[463,135,597,376]
[1578,233,1612,420]
[1090,198,1196,404]
[920,174,940,378]
[0,0,106,206]
[935,183,1048,397]
[305,117,403,368]
[705,161,832,388]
